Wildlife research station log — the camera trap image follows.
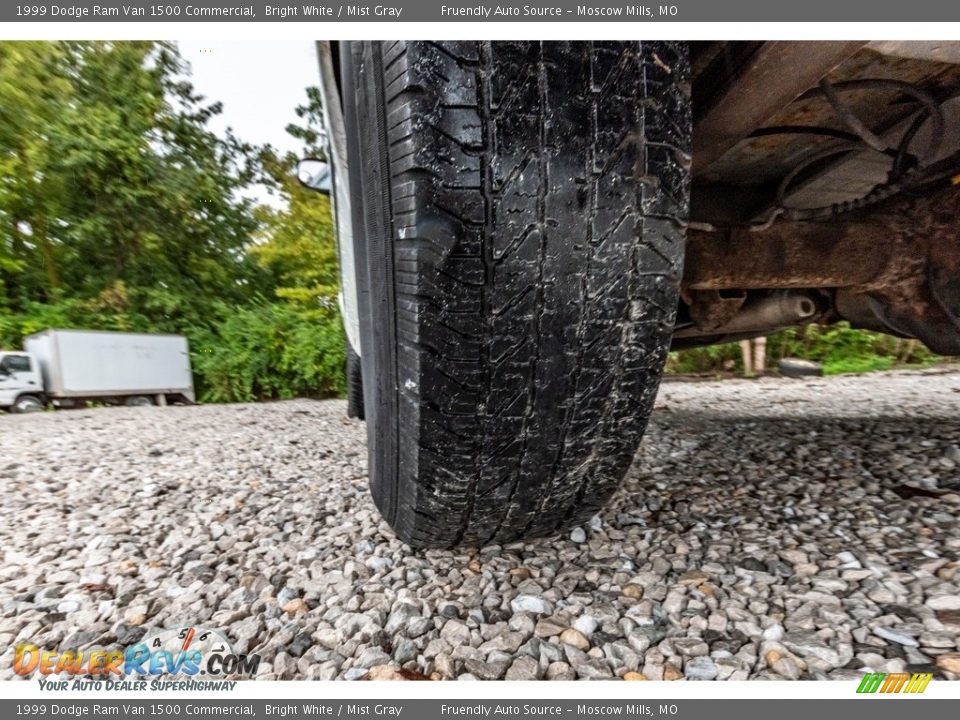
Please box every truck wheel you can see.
[344,41,690,547]
[124,395,155,407]
[346,344,365,420]
[13,395,44,413]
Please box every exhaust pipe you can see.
[675,292,818,338]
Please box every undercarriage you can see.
[678,41,960,353]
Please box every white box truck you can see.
[0,329,194,413]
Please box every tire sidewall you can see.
[342,42,401,526]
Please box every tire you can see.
[779,357,824,378]
[13,395,44,413]
[344,41,690,547]
[346,344,365,420]
[124,395,155,407]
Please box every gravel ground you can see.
[2,367,960,681]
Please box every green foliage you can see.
[769,323,939,372]
[251,152,339,309]
[0,41,345,403]
[821,355,895,376]
[0,301,83,347]
[189,304,345,403]
[668,322,946,377]
[0,293,156,348]
[666,343,742,375]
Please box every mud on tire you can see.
[344,41,691,547]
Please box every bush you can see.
[189,303,346,403]
[821,355,895,376]
[0,297,152,348]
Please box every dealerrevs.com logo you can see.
[14,626,260,690]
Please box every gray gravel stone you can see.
[505,655,542,680]
[406,616,433,638]
[873,626,919,647]
[782,632,841,667]
[684,656,719,680]
[354,647,390,668]
[565,645,613,679]
[539,642,564,664]
[440,620,471,647]
[385,603,421,634]
[479,632,527,654]
[435,653,456,679]
[926,595,960,611]
[545,662,575,680]
[393,638,418,665]
[673,638,709,657]
[573,615,598,636]
[464,658,509,680]
[508,614,536,637]
[510,595,552,615]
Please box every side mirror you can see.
[297,158,332,195]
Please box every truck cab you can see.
[0,352,45,413]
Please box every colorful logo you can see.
[857,672,933,694]
[14,625,260,679]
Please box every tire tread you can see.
[355,41,690,547]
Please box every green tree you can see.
[0,41,266,329]
[0,43,347,402]
[251,150,339,309]
[0,41,73,301]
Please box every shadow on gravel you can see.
[616,410,960,547]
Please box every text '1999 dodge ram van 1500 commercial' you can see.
[298,41,960,548]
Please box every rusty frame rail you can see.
[680,183,960,354]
